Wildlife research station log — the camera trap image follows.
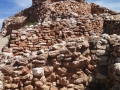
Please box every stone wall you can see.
[91,3,116,15]
[32,0,86,5]
[9,17,103,55]
[1,0,117,36]
[1,33,120,90]
[103,20,120,35]
[1,0,120,90]
[32,0,51,5]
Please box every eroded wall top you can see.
[32,0,85,5]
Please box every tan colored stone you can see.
[11,84,18,89]
[21,36,26,40]
[24,85,33,90]
[50,86,58,90]
[35,81,43,87]
[4,84,11,89]
[40,85,50,90]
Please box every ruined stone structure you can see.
[32,0,51,5]
[1,0,120,90]
[32,0,85,5]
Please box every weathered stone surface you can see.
[1,0,120,90]
[24,85,33,90]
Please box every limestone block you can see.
[74,84,84,90]
[40,75,46,83]
[70,61,80,68]
[39,85,50,90]
[21,36,26,40]
[74,78,84,84]
[82,40,89,48]
[32,60,46,65]
[0,81,3,89]
[10,44,17,47]
[37,49,45,54]
[114,63,120,75]
[67,42,76,47]
[37,53,48,60]
[49,50,60,57]
[50,86,58,90]
[99,39,108,44]
[56,67,67,76]
[52,44,61,50]
[96,50,109,56]
[47,73,56,82]
[67,84,74,88]
[0,65,14,75]
[53,60,61,68]
[60,47,70,54]
[88,75,96,82]
[101,34,110,40]
[43,66,53,76]
[32,68,44,77]
[12,30,18,34]
[96,44,106,50]
[4,84,11,89]
[57,77,69,86]
[60,87,68,90]
[13,77,20,82]
[35,81,43,87]
[34,45,41,48]
[24,85,33,90]
[57,54,64,61]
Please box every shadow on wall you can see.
[103,20,120,35]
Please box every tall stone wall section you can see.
[1,0,117,36]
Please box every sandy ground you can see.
[0,35,8,53]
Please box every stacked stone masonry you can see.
[103,20,120,35]
[1,34,120,90]
[1,1,116,36]
[1,0,120,90]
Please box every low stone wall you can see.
[0,34,120,90]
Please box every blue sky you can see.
[0,0,120,29]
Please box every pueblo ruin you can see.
[0,0,120,90]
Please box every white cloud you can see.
[14,0,32,8]
[0,0,32,30]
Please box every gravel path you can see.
[0,35,8,53]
